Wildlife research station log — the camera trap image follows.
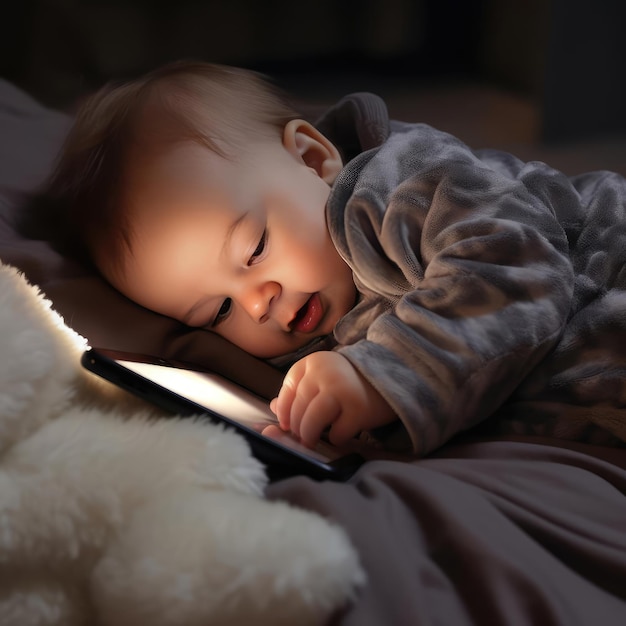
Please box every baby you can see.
[50,60,626,456]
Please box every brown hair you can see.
[47,60,299,273]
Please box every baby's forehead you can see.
[123,140,247,223]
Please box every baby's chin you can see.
[264,333,337,369]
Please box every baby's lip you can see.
[289,293,323,333]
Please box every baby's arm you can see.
[270,351,396,448]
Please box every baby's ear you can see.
[282,120,343,184]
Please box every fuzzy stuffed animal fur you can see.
[0,262,365,626]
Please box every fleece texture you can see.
[0,262,364,626]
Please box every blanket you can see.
[268,437,626,625]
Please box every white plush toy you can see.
[0,262,365,626]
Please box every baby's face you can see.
[106,135,356,358]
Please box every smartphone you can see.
[81,347,365,481]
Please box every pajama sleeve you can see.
[327,124,577,455]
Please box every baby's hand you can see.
[270,351,396,448]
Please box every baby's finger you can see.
[274,361,306,430]
[298,393,342,448]
[287,374,320,440]
[327,412,362,447]
[274,385,296,431]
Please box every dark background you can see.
[2,0,626,151]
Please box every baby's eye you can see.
[213,298,232,326]
[248,229,267,265]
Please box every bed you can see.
[2,76,626,625]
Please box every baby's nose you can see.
[240,281,280,324]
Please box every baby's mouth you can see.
[290,293,323,333]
